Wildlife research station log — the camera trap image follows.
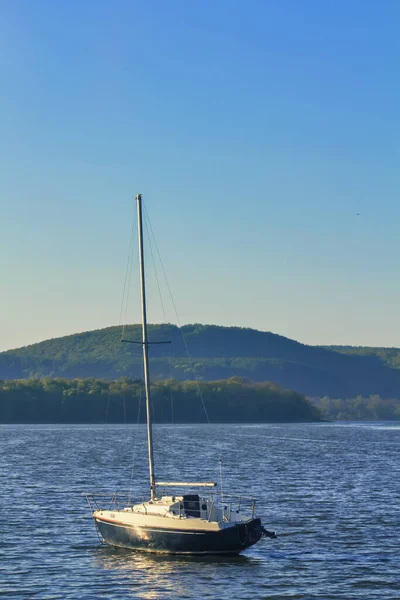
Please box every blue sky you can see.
[1,0,400,351]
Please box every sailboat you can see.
[86,194,276,555]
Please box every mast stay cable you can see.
[143,203,210,424]
[119,198,137,340]
[128,385,142,505]
[118,198,143,497]
[143,212,175,424]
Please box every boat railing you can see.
[84,492,134,513]
[205,493,258,521]
[84,491,258,521]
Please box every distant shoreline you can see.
[0,377,321,424]
[0,419,323,425]
[3,419,400,425]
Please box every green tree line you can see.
[313,395,400,421]
[0,376,321,423]
[325,346,400,370]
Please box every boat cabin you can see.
[131,494,211,520]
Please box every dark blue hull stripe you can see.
[95,517,263,555]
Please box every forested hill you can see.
[324,346,400,370]
[2,324,400,398]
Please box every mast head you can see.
[135,193,142,201]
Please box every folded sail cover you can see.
[155,482,217,487]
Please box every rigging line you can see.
[123,228,137,331]
[119,199,136,338]
[143,204,210,424]
[105,389,111,425]
[122,386,127,425]
[150,378,155,424]
[128,384,142,505]
[219,458,224,508]
[143,212,168,322]
[143,210,175,423]
[170,357,174,424]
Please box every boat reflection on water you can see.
[91,545,260,599]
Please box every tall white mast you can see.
[136,193,156,500]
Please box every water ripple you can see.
[1,423,399,599]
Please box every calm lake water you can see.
[1,422,399,599]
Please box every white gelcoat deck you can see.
[93,495,253,532]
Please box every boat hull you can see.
[95,516,264,555]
